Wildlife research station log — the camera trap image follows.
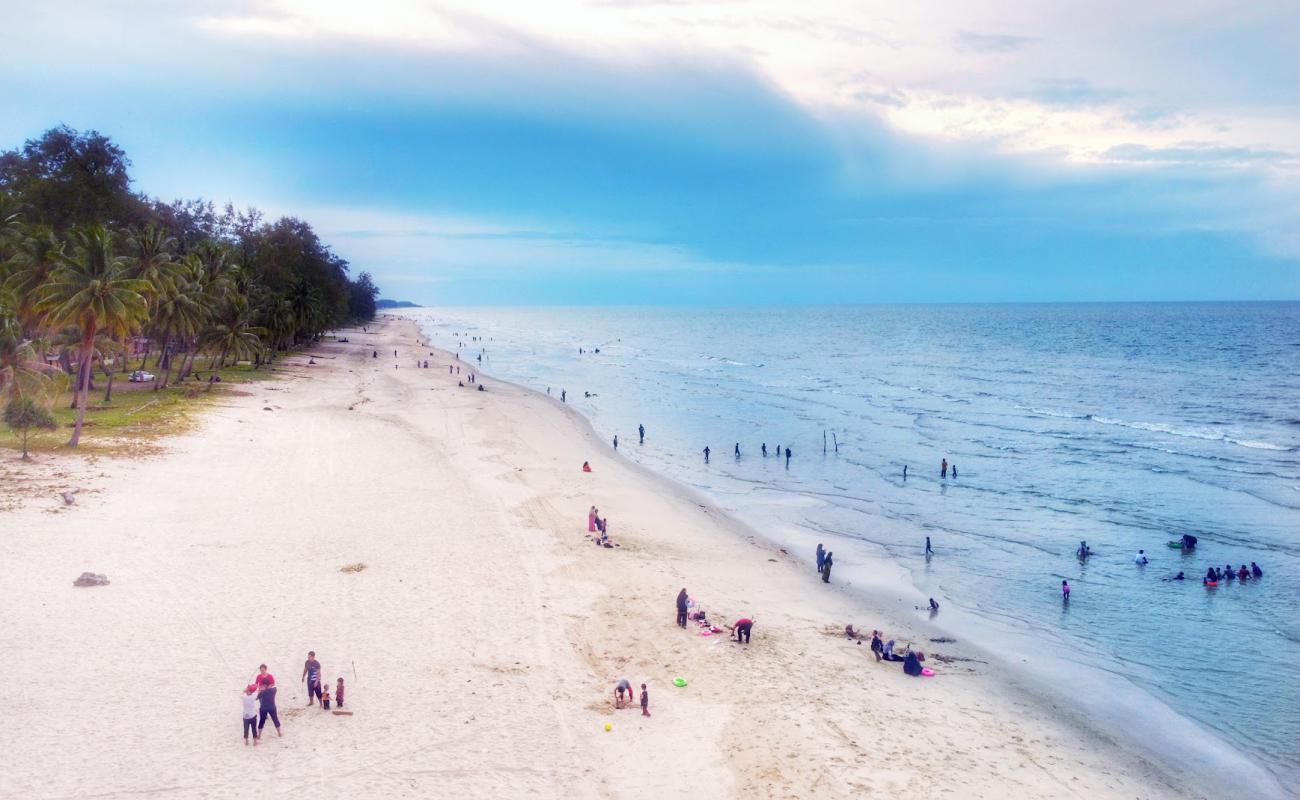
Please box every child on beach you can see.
[321,684,331,710]
[640,683,650,717]
[615,678,633,708]
[242,685,259,746]
[336,677,345,708]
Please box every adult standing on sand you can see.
[257,676,282,738]
[676,588,689,627]
[816,543,826,573]
[302,651,322,707]
[821,552,833,583]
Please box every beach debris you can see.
[604,723,612,732]
[672,677,687,687]
[929,636,956,644]
[340,563,367,573]
[262,407,273,411]
[60,491,76,506]
[73,572,110,587]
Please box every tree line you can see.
[0,125,379,451]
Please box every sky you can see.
[1,0,1298,304]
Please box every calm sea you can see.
[406,304,1299,795]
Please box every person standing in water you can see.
[703,446,710,463]
[761,443,767,456]
[639,424,645,445]
[734,443,741,459]
[821,552,833,583]
[561,390,566,403]
[903,464,908,480]
[785,447,791,467]
[925,536,933,555]
[1061,580,1070,600]
[816,543,826,573]
[951,464,957,478]
[613,435,618,450]
[940,458,948,478]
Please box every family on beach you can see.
[240,650,346,746]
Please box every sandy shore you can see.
[0,315,1199,799]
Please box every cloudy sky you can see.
[2,0,1297,303]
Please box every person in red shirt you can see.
[254,664,275,688]
[730,618,753,644]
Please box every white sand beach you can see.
[0,315,1200,799]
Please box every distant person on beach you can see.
[785,447,791,466]
[1062,580,1070,599]
[703,446,710,463]
[925,536,933,555]
[941,458,948,478]
[731,617,753,643]
[393,350,397,357]
[821,552,833,583]
[302,651,323,707]
[615,678,633,708]
[816,543,826,573]
[1252,562,1263,578]
[951,464,957,478]
[254,664,275,689]
[1134,550,1149,565]
[242,684,259,746]
[613,435,618,450]
[561,390,566,402]
[640,683,650,717]
[589,506,598,532]
[582,462,592,473]
[257,679,282,738]
[321,684,331,710]
[676,588,689,627]
[903,650,924,677]
[870,630,884,661]
[903,464,907,480]
[845,624,860,640]
[639,424,645,445]
[336,677,345,708]
[762,443,767,456]
[735,443,741,459]
[372,350,377,358]
[929,598,939,612]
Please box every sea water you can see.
[406,303,1299,794]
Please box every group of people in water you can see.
[1071,534,1266,593]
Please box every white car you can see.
[129,370,155,382]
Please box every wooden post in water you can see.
[823,430,827,453]
[833,432,839,453]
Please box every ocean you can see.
[405,303,1299,795]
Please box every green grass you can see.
[1,355,298,457]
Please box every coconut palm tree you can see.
[152,274,207,388]
[35,226,150,446]
[5,228,64,335]
[199,296,264,391]
[0,317,62,402]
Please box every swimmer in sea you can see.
[1251,562,1263,578]
[1077,541,1092,558]
[1134,549,1148,565]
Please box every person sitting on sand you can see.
[336,677,345,709]
[582,462,592,473]
[870,631,884,661]
[615,678,633,708]
[676,588,689,628]
[882,639,897,661]
[903,650,924,677]
[242,684,260,746]
[729,617,753,644]
[845,624,859,640]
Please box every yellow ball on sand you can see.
[604,723,612,732]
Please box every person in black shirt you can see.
[302,651,323,707]
[257,683,282,737]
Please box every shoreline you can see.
[404,312,1290,800]
[0,314,1256,798]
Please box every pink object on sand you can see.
[921,668,935,677]
[700,630,712,636]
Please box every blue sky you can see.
[2,0,1297,303]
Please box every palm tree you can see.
[151,275,207,389]
[199,296,264,391]
[35,226,150,446]
[5,228,64,335]
[0,317,62,402]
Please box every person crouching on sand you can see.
[242,684,259,746]
[729,617,753,643]
[615,678,633,708]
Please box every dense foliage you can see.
[0,125,379,447]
